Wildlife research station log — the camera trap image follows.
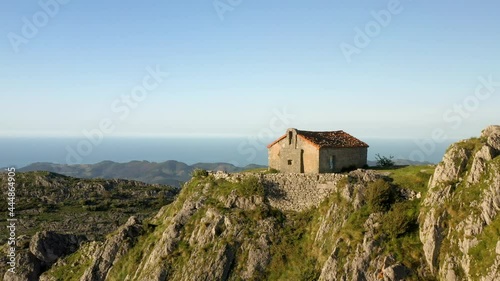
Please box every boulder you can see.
[80,216,144,281]
[3,251,42,281]
[468,145,496,184]
[488,134,500,152]
[30,231,87,265]
[481,125,500,138]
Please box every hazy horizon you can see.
[0,136,457,169]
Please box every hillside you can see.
[0,171,178,281]
[4,125,500,281]
[18,161,266,187]
[0,171,178,242]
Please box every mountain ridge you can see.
[16,160,266,187]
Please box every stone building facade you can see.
[267,128,369,173]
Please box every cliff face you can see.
[7,126,500,281]
[419,125,500,280]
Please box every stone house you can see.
[267,128,369,173]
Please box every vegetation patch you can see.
[384,165,435,195]
[469,215,500,278]
[365,179,397,212]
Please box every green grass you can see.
[45,243,96,281]
[241,167,279,174]
[203,175,265,199]
[266,210,320,281]
[382,165,435,195]
[106,229,158,281]
[469,215,500,278]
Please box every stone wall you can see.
[212,171,346,212]
[262,173,345,211]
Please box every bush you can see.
[375,153,395,168]
[267,168,279,174]
[192,169,209,178]
[381,201,419,238]
[365,179,395,212]
[239,176,265,197]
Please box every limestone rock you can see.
[80,216,144,281]
[383,263,410,281]
[488,134,500,152]
[429,143,471,189]
[241,234,271,279]
[468,145,495,184]
[480,167,500,224]
[133,198,204,280]
[481,125,500,138]
[29,231,87,265]
[420,126,500,280]
[3,251,41,281]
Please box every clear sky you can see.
[1,0,499,139]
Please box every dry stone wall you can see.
[211,171,346,212]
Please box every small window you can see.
[288,160,293,165]
[329,156,334,170]
[288,131,293,145]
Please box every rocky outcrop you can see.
[420,125,500,280]
[80,216,144,281]
[318,198,411,281]
[0,171,177,245]
[30,231,87,265]
[2,232,87,281]
[483,125,500,152]
[468,145,496,184]
[3,251,42,281]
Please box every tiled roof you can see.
[297,130,368,148]
[267,130,369,149]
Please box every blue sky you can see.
[1,0,499,139]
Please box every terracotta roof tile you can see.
[267,129,368,149]
[297,130,368,148]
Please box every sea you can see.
[0,137,458,168]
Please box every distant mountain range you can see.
[18,160,266,187]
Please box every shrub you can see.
[192,169,209,178]
[239,176,265,197]
[267,168,279,174]
[375,153,395,168]
[365,179,395,212]
[381,201,419,238]
[299,258,321,281]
